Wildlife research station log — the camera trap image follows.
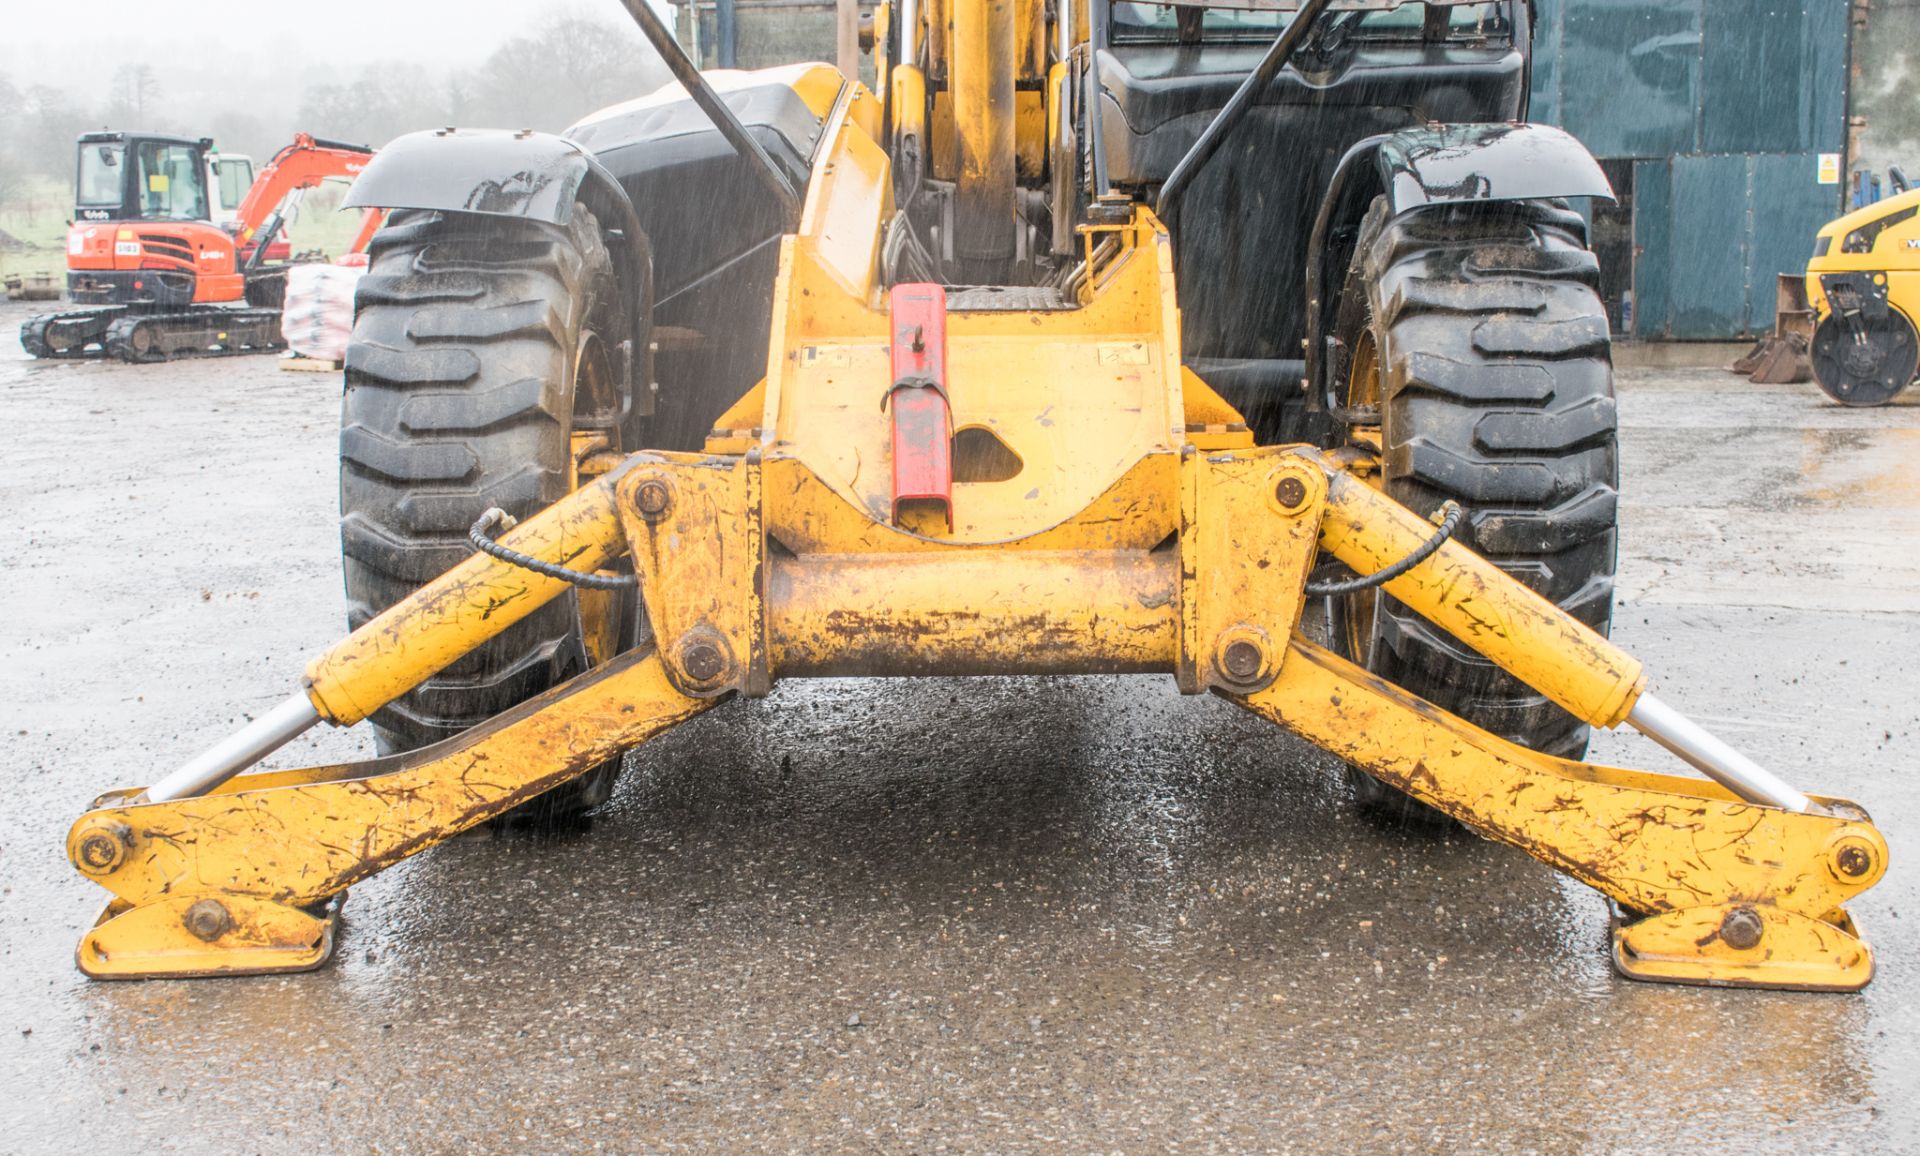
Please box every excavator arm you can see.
[232,132,384,262]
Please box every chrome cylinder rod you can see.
[145,692,322,803]
[1626,691,1811,812]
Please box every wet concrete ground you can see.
[0,296,1915,1152]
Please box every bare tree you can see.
[296,64,450,148]
[23,85,89,179]
[0,159,23,216]
[0,74,22,132]
[464,16,670,131]
[0,76,25,204]
[292,16,668,145]
[208,110,277,162]
[107,64,163,126]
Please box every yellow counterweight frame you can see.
[65,78,1887,990]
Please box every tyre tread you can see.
[340,207,627,820]
[1341,198,1619,826]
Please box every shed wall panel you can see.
[1667,155,1751,338]
[1631,158,1673,340]
[1749,152,1838,327]
[1558,0,1700,159]
[1534,0,1849,339]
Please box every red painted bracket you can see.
[887,282,953,530]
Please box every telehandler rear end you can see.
[64,0,1887,991]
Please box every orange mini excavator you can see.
[22,132,383,362]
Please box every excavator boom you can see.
[233,133,383,263]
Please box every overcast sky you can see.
[0,0,646,152]
[0,1,527,75]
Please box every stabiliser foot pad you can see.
[77,893,344,980]
[1609,902,1872,992]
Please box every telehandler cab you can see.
[64,0,1887,990]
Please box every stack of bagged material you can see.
[281,261,366,364]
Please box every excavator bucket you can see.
[1740,334,1811,384]
[60,0,1889,992]
[1731,274,1815,383]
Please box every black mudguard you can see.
[1302,122,1614,407]
[342,128,653,411]
[339,102,821,452]
[343,128,618,225]
[1373,122,1613,213]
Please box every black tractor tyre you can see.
[340,204,638,823]
[1328,196,1619,828]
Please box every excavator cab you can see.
[73,131,215,228]
[65,132,227,311]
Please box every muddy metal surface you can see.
[0,299,1915,1152]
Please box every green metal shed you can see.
[1529,0,1851,340]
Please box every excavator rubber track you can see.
[22,306,286,363]
[102,308,286,363]
[19,309,124,360]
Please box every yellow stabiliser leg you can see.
[1236,465,1885,990]
[70,647,713,978]
[62,442,1888,989]
[66,467,712,979]
[1231,639,1882,991]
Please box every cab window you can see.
[1110,1,1507,43]
[217,158,255,212]
[133,141,210,221]
[77,144,125,207]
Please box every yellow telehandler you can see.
[64,0,1886,991]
